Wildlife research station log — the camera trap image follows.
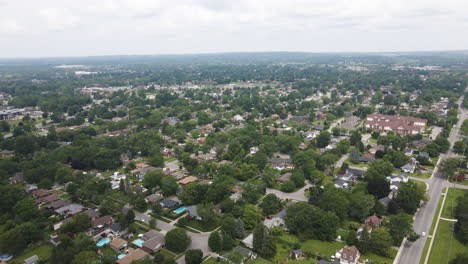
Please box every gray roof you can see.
[55,204,84,215]
[142,230,163,241]
[187,205,200,218]
[160,198,179,209]
[234,246,255,256]
[142,232,165,251]
[24,255,39,264]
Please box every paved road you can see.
[396,94,468,264]
[266,183,312,201]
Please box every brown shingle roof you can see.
[116,249,149,264]
[92,215,113,228]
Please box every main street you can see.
[395,94,468,264]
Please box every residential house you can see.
[145,193,163,204]
[31,189,50,198]
[24,184,38,193]
[82,209,101,220]
[230,192,242,202]
[268,158,294,170]
[9,172,24,184]
[391,173,409,184]
[178,176,198,185]
[46,199,71,210]
[160,198,180,209]
[336,246,360,264]
[359,153,375,163]
[241,234,253,248]
[23,255,39,264]
[91,215,113,229]
[276,172,292,183]
[110,238,127,252]
[116,249,149,264]
[187,205,202,221]
[292,249,303,260]
[35,194,59,205]
[55,204,84,216]
[108,222,124,236]
[141,230,165,252]
[401,163,416,174]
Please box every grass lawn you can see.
[420,237,432,264]
[409,171,432,179]
[10,244,53,263]
[344,159,369,169]
[202,257,219,264]
[186,219,220,232]
[361,250,396,264]
[441,188,468,219]
[412,180,427,192]
[160,249,177,260]
[251,258,273,264]
[427,220,468,264]
[368,138,378,145]
[164,156,178,162]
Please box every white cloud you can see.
[0,0,467,57]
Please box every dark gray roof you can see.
[109,222,122,232]
[234,246,255,256]
[379,197,391,207]
[160,198,179,209]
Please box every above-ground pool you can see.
[173,206,187,214]
[96,238,111,247]
[117,254,127,259]
[0,254,13,261]
[132,238,144,247]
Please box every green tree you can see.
[185,249,203,264]
[165,228,191,253]
[208,231,222,252]
[143,170,164,190]
[161,176,178,196]
[397,181,424,214]
[316,131,331,148]
[242,204,262,229]
[253,223,276,258]
[348,192,375,219]
[259,194,282,216]
[388,213,413,245]
[13,198,40,222]
[369,227,393,257]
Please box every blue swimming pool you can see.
[132,238,144,247]
[173,206,187,214]
[96,238,111,247]
[117,254,126,259]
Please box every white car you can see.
[422,232,426,237]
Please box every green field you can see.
[10,244,53,263]
[441,188,468,219]
[427,220,468,264]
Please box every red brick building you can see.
[365,114,427,135]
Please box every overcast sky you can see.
[0,0,467,58]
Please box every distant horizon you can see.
[1,49,468,61]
